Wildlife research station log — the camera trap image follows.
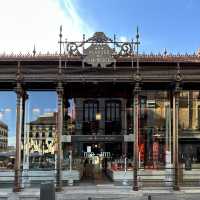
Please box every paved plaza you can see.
[1,186,200,200]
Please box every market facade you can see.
[0,29,200,191]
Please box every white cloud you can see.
[0,112,3,120]
[4,108,12,113]
[119,36,128,42]
[0,0,93,54]
[32,108,40,114]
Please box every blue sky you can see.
[0,0,200,145]
[0,0,199,54]
[73,0,200,54]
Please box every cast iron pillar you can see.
[13,83,26,192]
[56,82,64,191]
[172,83,181,190]
[133,83,140,191]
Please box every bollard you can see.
[148,195,152,200]
[68,178,74,186]
[88,197,92,200]
[40,182,55,200]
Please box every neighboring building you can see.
[27,112,57,154]
[0,121,8,152]
[26,111,71,155]
[7,145,15,152]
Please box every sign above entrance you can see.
[71,135,123,142]
[83,43,115,68]
[83,32,115,67]
[60,29,140,68]
[84,151,111,158]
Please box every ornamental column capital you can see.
[133,82,141,95]
[133,73,142,83]
[173,62,183,94]
[15,82,28,99]
[173,82,182,95]
[56,82,64,97]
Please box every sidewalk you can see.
[1,186,200,200]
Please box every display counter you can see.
[0,169,82,185]
[106,160,168,182]
[107,168,133,181]
[106,160,133,182]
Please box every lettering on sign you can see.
[84,44,115,68]
[99,152,111,158]
[83,152,111,158]
[84,152,95,157]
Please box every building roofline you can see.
[0,53,200,63]
[0,121,8,129]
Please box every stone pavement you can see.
[1,186,200,200]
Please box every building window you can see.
[83,100,99,122]
[105,100,121,135]
[105,100,121,121]
[49,131,52,137]
[35,132,39,138]
[83,100,99,135]
[29,132,33,137]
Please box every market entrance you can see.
[73,142,122,185]
[81,142,122,184]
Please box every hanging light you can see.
[95,112,101,120]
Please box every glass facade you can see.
[0,92,16,172]
[178,91,200,186]
[1,90,200,188]
[139,91,170,169]
[179,91,200,164]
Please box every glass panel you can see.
[105,101,121,135]
[21,91,57,187]
[68,99,75,135]
[106,103,110,121]
[0,92,16,188]
[139,91,172,187]
[111,103,115,121]
[179,90,200,186]
[85,105,88,122]
[116,104,120,120]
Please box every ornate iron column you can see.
[22,92,29,188]
[56,82,64,191]
[165,97,172,186]
[13,83,26,192]
[172,62,182,190]
[133,83,140,191]
[172,83,181,190]
[132,27,141,191]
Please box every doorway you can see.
[81,143,112,185]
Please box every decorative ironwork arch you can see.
[59,28,140,68]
